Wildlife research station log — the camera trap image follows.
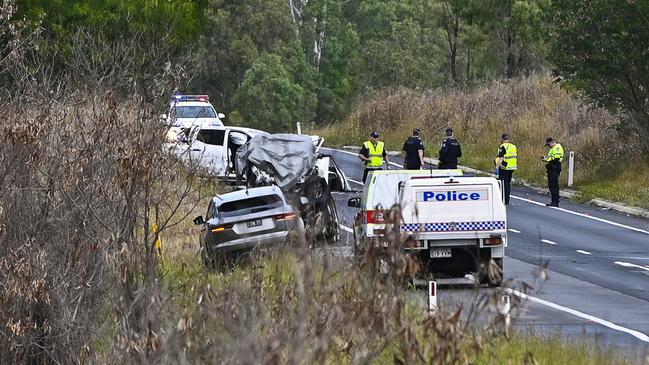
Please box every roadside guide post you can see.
[297,122,302,135]
[568,151,575,187]
[428,280,438,313]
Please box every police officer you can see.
[438,127,462,169]
[359,131,389,183]
[402,128,425,169]
[495,133,517,205]
[542,137,564,207]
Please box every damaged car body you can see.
[235,133,349,243]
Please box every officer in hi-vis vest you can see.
[358,131,389,183]
[541,137,564,207]
[495,133,517,205]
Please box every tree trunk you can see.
[447,17,459,84]
[506,31,514,78]
[466,48,471,82]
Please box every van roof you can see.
[406,176,497,186]
[364,169,464,209]
[368,169,463,178]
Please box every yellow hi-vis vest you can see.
[499,142,518,170]
[364,140,385,168]
[547,143,564,163]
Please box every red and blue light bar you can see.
[173,94,210,102]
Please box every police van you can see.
[348,170,506,286]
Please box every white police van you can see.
[400,175,506,285]
[349,171,506,286]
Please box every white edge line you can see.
[331,147,649,236]
[541,239,557,245]
[348,178,363,186]
[505,288,649,343]
[331,146,649,343]
[614,261,649,272]
[322,147,404,168]
[512,195,649,235]
[508,228,521,234]
[340,224,353,233]
[576,250,591,255]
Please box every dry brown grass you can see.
[314,76,648,207]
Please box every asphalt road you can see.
[323,147,649,351]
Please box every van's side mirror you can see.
[347,197,361,208]
[159,113,168,121]
[193,216,205,225]
[218,113,226,119]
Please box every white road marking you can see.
[508,228,521,233]
[512,196,649,236]
[541,239,557,245]
[614,261,649,272]
[348,178,363,186]
[331,147,649,236]
[340,224,354,233]
[329,146,649,342]
[505,288,649,344]
[322,147,404,168]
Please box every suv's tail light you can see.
[211,223,233,233]
[275,212,298,221]
[366,210,385,224]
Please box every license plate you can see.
[430,248,452,258]
[246,219,263,228]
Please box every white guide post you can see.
[428,280,438,312]
[297,122,302,135]
[568,151,575,187]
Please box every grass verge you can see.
[157,244,639,364]
[311,76,649,209]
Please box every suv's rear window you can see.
[197,130,225,145]
[218,194,282,216]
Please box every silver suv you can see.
[193,186,304,269]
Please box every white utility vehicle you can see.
[168,125,268,179]
[349,171,506,286]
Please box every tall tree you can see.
[550,0,649,133]
[235,54,316,132]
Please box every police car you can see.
[348,170,506,286]
[162,95,225,142]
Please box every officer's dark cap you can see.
[545,137,554,146]
[445,127,453,133]
[370,131,379,138]
[501,133,510,140]
[412,128,421,136]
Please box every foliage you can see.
[16,0,204,45]
[235,53,316,132]
[549,0,649,135]
[192,0,551,129]
[312,76,649,209]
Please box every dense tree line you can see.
[8,0,649,134]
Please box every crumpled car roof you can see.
[236,134,316,189]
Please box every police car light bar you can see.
[173,95,210,102]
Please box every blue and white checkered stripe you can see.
[401,221,505,232]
